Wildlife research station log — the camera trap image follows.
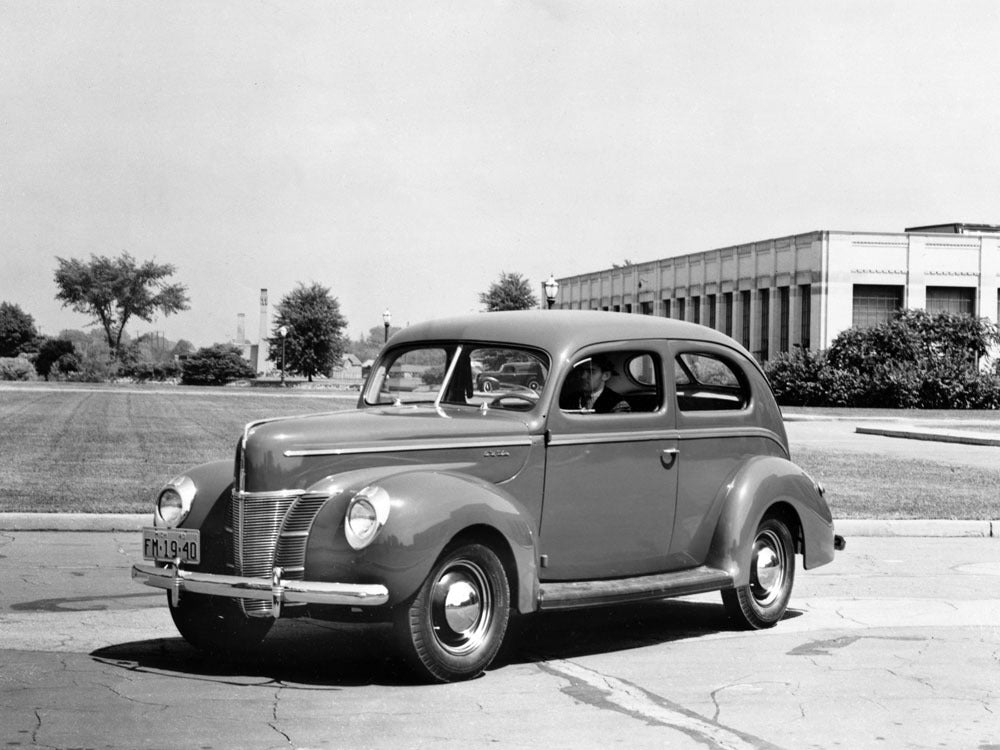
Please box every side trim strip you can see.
[284,437,533,457]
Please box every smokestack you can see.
[237,313,246,343]
[257,289,268,372]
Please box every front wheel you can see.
[168,592,273,656]
[394,542,510,683]
[722,517,795,629]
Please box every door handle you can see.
[661,447,679,469]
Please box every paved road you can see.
[1,531,998,749]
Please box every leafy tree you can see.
[180,344,256,386]
[479,271,538,312]
[268,282,347,382]
[171,339,195,358]
[0,302,39,357]
[345,325,404,363]
[35,338,80,381]
[53,253,190,359]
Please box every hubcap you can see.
[750,529,786,606]
[430,559,493,655]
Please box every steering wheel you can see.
[489,392,538,408]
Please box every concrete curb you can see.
[855,425,1000,447]
[0,513,996,538]
[0,513,148,531]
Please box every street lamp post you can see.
[543,274,560,309]
[382,309,392,343]
[278,325,289,386]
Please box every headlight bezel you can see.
[155,475,197,528]
[344,484,392,550]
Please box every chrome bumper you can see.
[132,562,389,618]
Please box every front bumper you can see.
[132,562,390,618]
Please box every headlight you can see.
[155,475,196,528]
[344,485,391,550]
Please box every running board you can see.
[537,566,733,612]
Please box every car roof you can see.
[389,310,751,362]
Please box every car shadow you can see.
[91,599,803,687]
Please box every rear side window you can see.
[674,353,748,411]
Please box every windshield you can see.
[363,344,549,411]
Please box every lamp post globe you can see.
[543,274,559,309]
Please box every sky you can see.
[4,1,1000,347]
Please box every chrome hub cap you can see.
[430,559,493,655]
[750,529,785,606]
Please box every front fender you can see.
[705,456,835,586]
[162,459,234,573]
[304,469,537,612]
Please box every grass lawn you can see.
[1,384,998,518]
[0,383,355,513]
[792,447,1000,520]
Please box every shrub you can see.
[181,344,256,386]
[35,338,79,381]
[766,309,1000,408]
[0,356,35,381]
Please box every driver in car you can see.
[560,355,631,413]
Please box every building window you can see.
[926,286,975,317]
[778,287,790,353]
[758,289,770,361]
[639,301,653,315]
[853,284,903,328]
[723,292,734,337]
[662,299,671,318]
[707,294,717,329]
[740,291,751,349]
[677,298,686,320]
[691,296,701,324]
[799,284,811,349]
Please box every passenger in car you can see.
[560,355,631,413]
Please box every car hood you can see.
[240,406,536,493]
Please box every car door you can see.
[539,341,679,581]
[667,340,787,565]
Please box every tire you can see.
[394,542,511,683]
[722,517,795,630]
[526,380,540,391]
[168,592,273,656]
[481,380,495,393]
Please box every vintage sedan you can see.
[133,310,843,682]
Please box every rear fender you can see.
[304,468,538,612]
[705,456,835,586]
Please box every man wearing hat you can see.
[561,355,631,413]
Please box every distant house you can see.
[330,353,364,387]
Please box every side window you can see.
[560,351,661,414]
[674,353,748,411]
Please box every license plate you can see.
[142,528,201,564]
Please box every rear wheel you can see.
[168,592,273,656]
[394,542,510,683]
[722,517,795,629]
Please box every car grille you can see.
[226,490,328,617]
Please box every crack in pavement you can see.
[539,658,783,750]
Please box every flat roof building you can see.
[553,224,1000,363]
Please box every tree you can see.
[479,271,538,312]
[180,344,256,385]
[0,302,39,357]
[345,325,404,363]
[35,338,80,381]
[53,253,190,359]
[268,282,347,382]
